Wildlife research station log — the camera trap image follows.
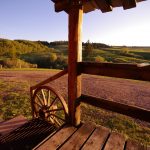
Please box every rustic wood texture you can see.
[125,140,150,150]
[82,125,110,150]
[80,94,150,122]
[36,122,149,149]
[94,0,112,13]
[111,0,123,7]
[78,62,150,81]
[32,86,68,127]
[123,0,136,9]
[35,125,77,150]
[59,123,95,150]
[51,0,145,13]
[83,1,95,13]
[68,5,83,126]
[0,115,28,136]
[104,132,126,150]
[55,0,70,12]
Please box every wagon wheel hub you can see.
[39,106,49,119]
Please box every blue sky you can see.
[0,0,149,46]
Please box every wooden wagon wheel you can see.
[32,86,68,127]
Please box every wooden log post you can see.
[68,2,83,126]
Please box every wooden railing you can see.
[78,62,150,81]
[30,69,68,90]
[78,94,150,122]
[77,62,150,123]
[30,62,150,124]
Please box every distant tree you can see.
[85,40,93,57]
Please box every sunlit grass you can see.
[81,104,150,145]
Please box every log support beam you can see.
[68,4,83,126]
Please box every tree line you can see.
[0,39,111,69]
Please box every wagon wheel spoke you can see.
[41,89,47,105]
[49,96,57,109]
[36,94,44,106]
[47,90,51,106]
[33,101,42,108]
[48,114,66,122]
[34,110,39,116]
[51,116,61,127]
[32,86,68,127]
[46,108,64,113]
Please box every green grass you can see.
[0,80,32,120]
[87,47,150,63]
[81,104,150,146]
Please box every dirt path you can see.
[0,70,150,110]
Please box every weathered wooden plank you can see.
[111,0,123,7]
[35,125,77,150]
[0,115,28,136]
[125,140,149,150]
[55,0,70,12]
[80,94,150,122]
[82,125,110,150]
[94,0,112,13]
[59,123,95,150]
[123,0,136,10]
[78,62,150,81]
[68,5,83,126]
[104,132,126,150]
[83,1,95,13]
[51,0,145,13]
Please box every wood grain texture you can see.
[125,140,148,150]
[123,0,136,9]
[68,5,83,126]
[36,125,77,150]
[59,123,95,150]
[78,62,150,81]
[82,125,110,150]
[51,0,145,13]
[94,0,112,12]
[55,0,70,12]
[104,132,126,150]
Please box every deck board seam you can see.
[124,140,128,150]
[56,126,80,149]
[33,123,66,150]
[101,132,111,150]
[79,127,96,150]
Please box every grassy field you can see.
[0,69,150,145]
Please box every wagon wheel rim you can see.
[32,86,68,127]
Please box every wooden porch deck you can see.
[0,116,149,150]
[35,123,149,150]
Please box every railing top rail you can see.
[78,62,150,81]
